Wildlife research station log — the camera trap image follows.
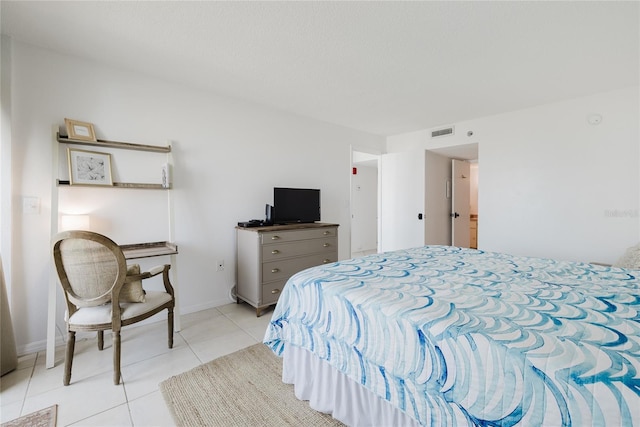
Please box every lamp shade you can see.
[60,214,90,231]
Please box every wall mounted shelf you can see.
[55,131,171,189]
[56,132,171,153]
[56,180,169,190]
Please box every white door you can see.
[424,151,452,245]
[451,159,471,247]
[379,151,425,252]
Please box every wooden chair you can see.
[52,230,175,385]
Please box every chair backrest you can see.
[52,230,127,309]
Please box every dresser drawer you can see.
[261,227,337,245]
[262,280,287,305]
[262,252,337,282]
[262,237,337,261]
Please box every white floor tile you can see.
[180,307,223,326]
[129,390,176,427]
[0,400,23,424]
[120,347,201,401]
[0,365,32,406]
[119,321,188,368]
[177,313,241,344]
[25,360,67,397]
[225,304,273,342]
[22,371,127,427]
[26,339,114,397]
[188,330,258,363]
[68,403,133,426]
[244,322,271,342]
[218,301,274,319]
[224,304,273,323]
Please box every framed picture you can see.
[64,118,97,141]
[67,148,113,186]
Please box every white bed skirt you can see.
[282,344,422,427]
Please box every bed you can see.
[263,245,640,426]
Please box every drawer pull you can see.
[271,249,280,254]
[323,243,330,247]
[271,268,280,273]
[323,259,331,264]
[271,288,281,294]
[323,231,330,235]
[271,235,280,240]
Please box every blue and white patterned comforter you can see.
[264,246,640,426]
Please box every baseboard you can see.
[19,336,64,357]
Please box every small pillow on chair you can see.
[120,264,146,303]
[613,243,640,270]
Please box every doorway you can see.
[350,149,380,258]
[365,143,478,255]
[428,144,479,249]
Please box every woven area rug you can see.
[1,405,57,427]
[160,344,344,426]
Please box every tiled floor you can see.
[351,249,377,258]
[0,303,273,426]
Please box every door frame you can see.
[350,146,382,257]
[451,159,471,247]
[426,143,479,248]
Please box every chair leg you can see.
[98,330,104,350]
[113,330,121,385]
[64,331,75,386]
[168,308,174,349]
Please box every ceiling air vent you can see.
[431,126,454,138]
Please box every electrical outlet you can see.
[217,260,225,271]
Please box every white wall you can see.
[4,40,384,354]
[387,87,639,264]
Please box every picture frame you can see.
[64,118,97,141]
[67,148,113,186]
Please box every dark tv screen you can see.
[273,187,320,224]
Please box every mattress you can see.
[264,245,640,426]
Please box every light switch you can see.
[23,196,40,214]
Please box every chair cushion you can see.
[68,291,172,326]
[613,242,640,269]
[120,264,146,303]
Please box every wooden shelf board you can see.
[57,180,170,190]
[57,132,171,153]
[121,241,178,259]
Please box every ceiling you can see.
[1,1,638,137]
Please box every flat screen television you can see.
[273,187,320,224]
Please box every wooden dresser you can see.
[236,223,339,316]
